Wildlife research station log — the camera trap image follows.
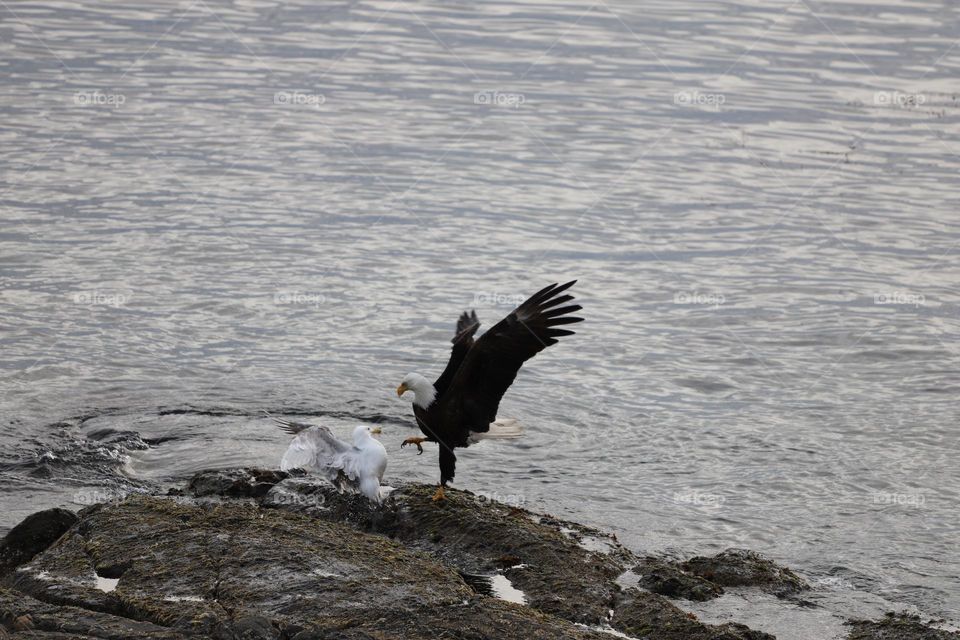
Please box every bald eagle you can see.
[396,281,583,501]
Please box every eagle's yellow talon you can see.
[401,437,426,455]
[431,485,447,502]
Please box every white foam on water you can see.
[95,575,119,592]
[489,574,527,605]
[615,568,641,590]
[312,569,342,578]
[575,623,642,639]
[559,526,616,553]
[678,589,849,640]
[579,534,616,554]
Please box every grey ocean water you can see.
[1,0,959,635]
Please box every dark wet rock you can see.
[847,612,960,640]
[0,468,788,640]
[8,468,955,640]
[0,587,186,639]
[681,548,809,597]
[187,467,292,499]
[630,549,806,603]
[634,556,725,601]
[256,473,782,637]
[612,588,774,640]
[9,494,614,640]
[264,479,630,624]
[0,509,77,578]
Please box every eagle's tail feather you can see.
[471,419,523,441]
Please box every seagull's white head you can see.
[353,424,382,446]
[396,373,437,409]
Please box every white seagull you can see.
[273,417,391,504]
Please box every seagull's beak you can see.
[371,427,382,435]
[396,383,409,397]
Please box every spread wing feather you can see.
[439,281,583,432]
[277,422,366,491]
[433,309,480,397]
[274,418,318,436]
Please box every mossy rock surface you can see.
[612,588,775,640]
[680,549,809,597]
[2,468,954,640]
[846,613,960,640]
[0,586,188,639]
[0,510,78,578]
[633,555,725,602]
[7,493,614,639]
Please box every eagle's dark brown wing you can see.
[438,281,583,434]
[432,309,480,398]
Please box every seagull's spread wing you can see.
[279,423,352,473]
[276,420,388,502]
[273,417,318,436]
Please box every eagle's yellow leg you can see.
[401,437,426,454]
[431,485,447,502]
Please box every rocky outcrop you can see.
[0,587,186,639]
[628,547,809,604]
[0,509,78,578]
[847,613,960,640]
[681,549,809,598]
[613,588,773,639]
[7,494,614,640]
[633,555,725,602]
[0,469,956,640]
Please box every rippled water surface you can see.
[2,0,959,631]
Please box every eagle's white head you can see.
[396,373,436,409]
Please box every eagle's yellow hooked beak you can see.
[371,427,382,435]
[396,383,409,397]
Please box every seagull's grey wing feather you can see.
[270,414,323,436]
[280,425,352,472]
[278,422,388,503]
